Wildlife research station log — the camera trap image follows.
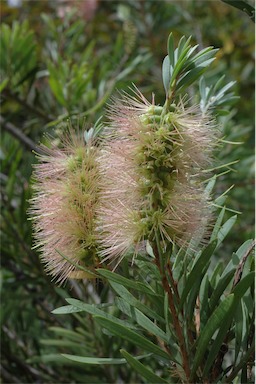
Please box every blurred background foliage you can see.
[0,0,254,382]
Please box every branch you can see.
[221,0,255,22]
[0,116,42,154]
[226,342,255,382]
[2,89,54,122]
[232,239,255,288]
[153,241,191,382]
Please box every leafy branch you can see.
[221,0,255,22]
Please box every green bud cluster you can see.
[137,106,178,211]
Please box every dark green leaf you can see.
[0,78,9,92]
[217,215,237,245]
[121,349,168,383]
[234,301,244,362]
[40,339,88,349]
[179,241,217,307]
[98,269,157,296]
[94,316,170,360]
[208,269,235,311]
[64,298,137,330]
[177,66,207,92]
[191,294,235,377]
[48,76,66,106]
[210,207,227,239]
[109,281,165,324]
[62,354,127,365]
[202,301,236,376]
[49,326,89,342]
[199,274,210,327]
[115,297,168,342]
[232,272,254,299]
[27,354,81,365]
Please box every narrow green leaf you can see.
[192,46,215,62]
[0,78,9,92]
[172,247,186,281]
[27,354,79,365]
[121,349,168,383]
[115,297,168,342]
[49,76,66,106]
[217,215,237,245]
[204,175,217,195]
[65,298,137,330]
[235,239,254,260]
[98,269,157,296]
[213,74,226,92]
[177,35,191,58]
[52,305,83,315]
[162,55,171,94]
[179,241,217,307]
[94,316,170,360]
[199,76,206,101]
[49,326,89,342]
[193,48,218,66]
[109,281,165,324]
[234,301,244,362]
[56,249,97,277]
[202,301,236,377]
[199,274,210,327]
[62,354,127,365]
[210,206,226,242]
[232,272,254,299]
[208,269,235,311]
[191,294,235,376]
[215,95,239,106]
[221,241,253,279]
[185,278,203,322]
[185,45,199,61]
[177,66,206,91]
[170,45,191,86]
[167,32,174,67]
[214,81,236,101]
[40,339,87,349]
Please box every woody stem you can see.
[153,237,190,382]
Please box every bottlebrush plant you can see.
[30,33,254,383]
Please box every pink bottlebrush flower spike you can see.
[97,87,216,266]
[29,131,101,284]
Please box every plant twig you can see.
[2,89,54,122]
[232,239,255,288]
[226,342,255,382]
[153,241,191,382]
[0,115,42,154]
[167,260,195,346]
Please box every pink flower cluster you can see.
[30,89,216,282]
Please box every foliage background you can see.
[0,0,254,383]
